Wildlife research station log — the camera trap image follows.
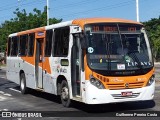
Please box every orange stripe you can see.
[17,27,45,36]
[84,54,92,80]
[43,57,51,74]
[21,56,51,74]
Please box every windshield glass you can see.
[85,23,153,76]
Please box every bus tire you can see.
[60,80,71,107]
[20,73,28,94]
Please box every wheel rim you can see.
[21,79,25,90]
[61,86,69,101]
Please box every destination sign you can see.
[85,24,141,33]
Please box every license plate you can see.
[121,91,132,96]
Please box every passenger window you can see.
[45,29,53,57]
[19,34,28,56]
[11,36,19,56]
[53,27,70,57]
[28,33,35,56]
[7,37,11,56]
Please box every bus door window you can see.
[37,39,43,62]
[71,34,81,96]
[35,38,44,89]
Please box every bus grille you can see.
[106,82,144,90]
[111,93,140,99]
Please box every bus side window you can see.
[28,33,35,56]
[7,37,11,56]
[11,36,19,56]
[53,27,70,57]
[19,34,28,56]
[45,29,53,57]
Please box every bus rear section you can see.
[6,18,155,107]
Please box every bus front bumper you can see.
[84,81,155,104]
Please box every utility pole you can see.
[17,0,20,21]
[18,0,20,9]
[47,0,49,25]
[136,0,139,22]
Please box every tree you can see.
[0,6,62,52]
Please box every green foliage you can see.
[0,6,62,52]
[143,17,160,61]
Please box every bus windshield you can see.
[85,23,153,76]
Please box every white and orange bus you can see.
[7,18,155,107]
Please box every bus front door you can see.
[71,35,82,97]
[35,38,44,89]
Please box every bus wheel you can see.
[60,80,71,107]
[20,73,28,94]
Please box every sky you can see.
[0,0,159,24]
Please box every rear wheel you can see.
[60,80,71,107]
[20,73,28,94]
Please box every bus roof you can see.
[9,17,142,37]
[72,18,143,29]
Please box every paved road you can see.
[0,65,160,120]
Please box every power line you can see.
[52,0,104,10]
[0,0,45,23]
[0,0,104,22]
[55,0,135,19]
[55,0,149,20]
[0,0,45,12]
[0,0,151,23]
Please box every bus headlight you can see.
[147,75,155,86]
[90,76,105,89]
